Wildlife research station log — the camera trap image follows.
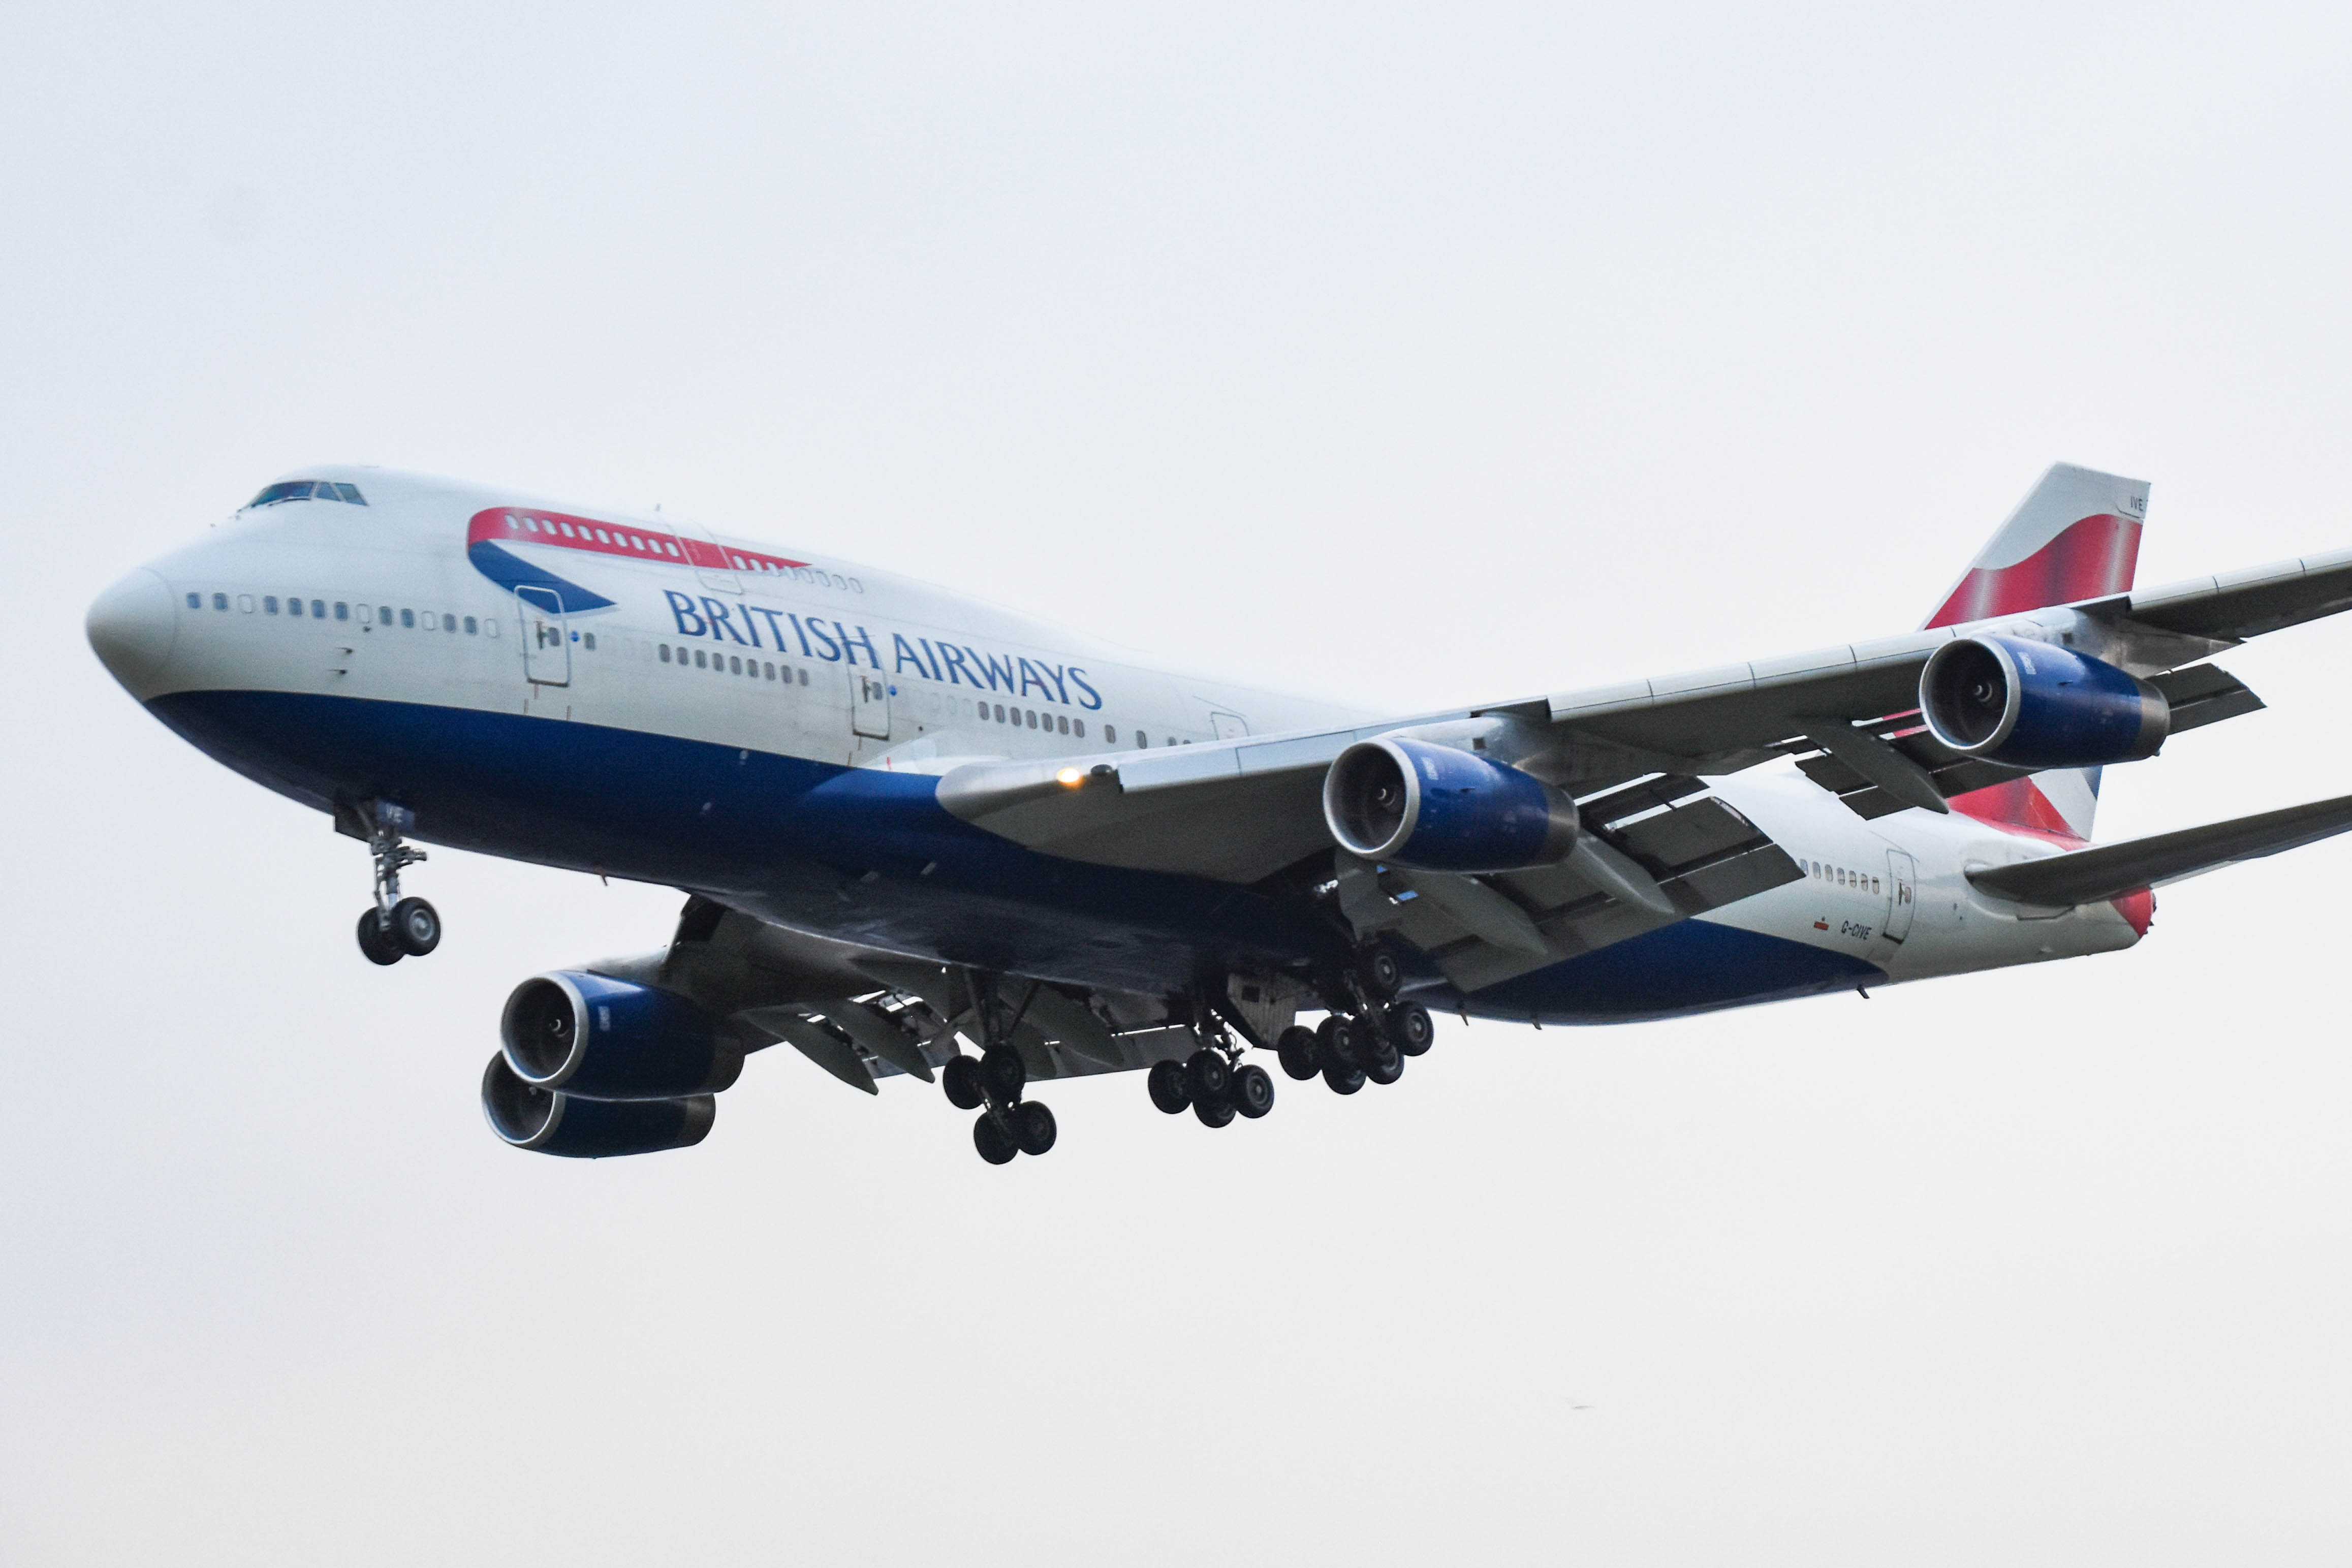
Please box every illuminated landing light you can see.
[1056,767,1084,787]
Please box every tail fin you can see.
[1926,463,2151,841]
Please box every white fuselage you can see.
[96,465,2145,1014]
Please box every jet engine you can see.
[500,970,743,1101]
[1323,736,1579,872]
[1919,634,2169,769]
[480,1055,715,1158]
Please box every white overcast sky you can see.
[7,4,2352,1563]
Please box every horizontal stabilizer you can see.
[1969,791,2352,907]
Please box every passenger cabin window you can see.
[264,597,279,614]
[400,609,415,628]
[213,593,229,611]
[184,592,200,610]
[246,480,366,508]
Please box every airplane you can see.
[83,462,2352,1164]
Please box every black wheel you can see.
[1358,946,1403,1002]
[981,1045,1026,1106]
[355,909,402,966]
[1387,999,1435,1056]
[1314,1015,1359,1070]
[1147,1059,1191,1114]
[1015,1101,1058,1156]
[1275,1024,1320,1080]
[390,897,441,957]
[1195,1095,1236,1128]
[1323,1059,1365,1095]
[942,1055,986,1110]
[1230,1063,1275,1118]
[1184,1047,1231,1104]
[1362,1028,1404,1085]
[973,1112,1018,1165]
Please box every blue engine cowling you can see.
[1919,634,2170,768]
[499,970,743,1101]
[481,1055,715,1158]
[1322,736,1579,872]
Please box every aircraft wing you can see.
[933,546,2352,989]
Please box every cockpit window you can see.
[246,480,367,509]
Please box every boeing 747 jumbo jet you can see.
[84,464,2352,1163]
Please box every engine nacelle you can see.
[1919,634,2169,769]
[1323,736,1579,872]
[500,970,743,1101]
[481,1055,715,1158]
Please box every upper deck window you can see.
[246,480,367,509]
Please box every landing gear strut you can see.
[354,802,440,966]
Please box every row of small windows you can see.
[658,643,813,685]
[508,515,682,558]
[1807,860,1880,895]
[186,591,498,637]
[502,513,863,592]
[975,702,1088,739]
[247,480,367,509]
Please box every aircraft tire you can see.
[1015,1101,1057,1156]
[1230,1063,1275,1118]
[1357,946,1403,1002]
[974,1112,1018,1165]
[942,1055,986,1110]
[391,897,442,957]
[1323,1060,1366,1096]
[1386,1000,1434,1056]
[1361,1030,1404,1085]
[1147,1060,1191,1114]
[1275,1025,1320,1080]
[981,1045,1026,1107]
[1194,1095,1236,1128]
[1314,1015,1359,1070]
[356,910,403,966]
[1184,1047,1230,1103]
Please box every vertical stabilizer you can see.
[1923,463,2147,630]
[1927,464,2150,840]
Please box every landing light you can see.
[1056,767,1084,787]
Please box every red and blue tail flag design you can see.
[1923,463,2147,631]
[1926,464,2150,843]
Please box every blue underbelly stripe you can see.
[145,688,1884,1019]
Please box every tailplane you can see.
[1925,463,2151,840]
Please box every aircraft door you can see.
[1884,849,1917,943]
[1210,711,1249,739]
[517,587,570,686]
[852,669,891,739]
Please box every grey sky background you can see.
[7,3,2352,1561]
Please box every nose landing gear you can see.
[353,801,441,966]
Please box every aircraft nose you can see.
[86,567,180,694]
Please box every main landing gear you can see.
[1270,948,1435,1099]
[353,802,442,967]
[1145,995,1277,1132]
[941,979,1058,1165]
